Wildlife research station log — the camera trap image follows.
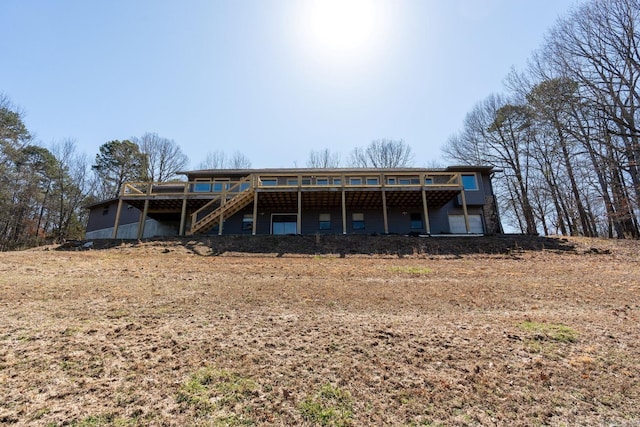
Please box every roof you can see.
[179,166,496,177]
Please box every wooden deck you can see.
[113,171,471,237]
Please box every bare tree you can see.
[350,139,413,168]
[49,139,90,241]
[228,151,252,169]
[198,150,252,169]
[306,148,341,168]
[132,132,189,182]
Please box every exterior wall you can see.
[86,201,179,239]
[86,201,141,232]
[85,219,178,239]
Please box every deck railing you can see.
[119,172,463,198]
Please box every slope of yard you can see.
[0,236,638,426]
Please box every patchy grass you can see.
[177,367,258,421]
[519,321,578,343]
[299,383,354,426]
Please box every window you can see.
[333,178,342,185]
[212,180,229,192]
[387,177,397,185]
[302,178,311,185]
[242,214,253,231]
[102,206,109,216]
[424,177,433,185]
[352,213,365,230]
[261,178,277,186]
[398,178,411,185]
[366,177,379,185]
[287,178,298,186]
[194,180,211,192]
[316,177,329,185]
[461,174,478,190]
[319,213,331,230]
[410,213,423,229]
[349,177,362,185]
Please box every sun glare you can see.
[295,0,388,65]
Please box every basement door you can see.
[448,214,484,234]
[271,214,297,235]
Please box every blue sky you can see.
[1,0,580,169]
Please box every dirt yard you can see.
[0,236,638,426]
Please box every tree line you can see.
[443,0,640,238]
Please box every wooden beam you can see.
[179,198,188,236]
[341,189,347,234]
[137,199,150,239]
[381,189,389,234]
[422,188,431,234]
[460,188,471,233]
[112,198,124,239]
[252,191,258,235]
[297,190,302,234]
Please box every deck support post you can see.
[137,199,149,239]
[112,198,124,239]
[297,190,302,234]
[179,183,189,236]
[421,188,431,235]
[382,189,389,234]
[252,191,258,235]
[460,184,471,233]
[179,199,188,236]
[341,189,347,234]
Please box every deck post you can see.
[381,189,389,234]
[297,190,302,234]
[421,188,431,234]
[179,182,189,236]
[459,179,471,233]
[137,184,153,239]
[252,191,258,235]
[341,189,347,234]
[137,199,149,239]
[112,198,124,239]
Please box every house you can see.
[85,166,502,239]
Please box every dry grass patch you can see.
[0,236,638,426]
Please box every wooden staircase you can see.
[189,187,255,235]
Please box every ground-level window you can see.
[410,213,423,229]
[461,174,478,190]
[272,214,297,234]
[242,214,253,231]
[352,213,365,230]
[448,214,484,234]
[319,213,331,230]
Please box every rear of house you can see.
[85,166,502,239]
